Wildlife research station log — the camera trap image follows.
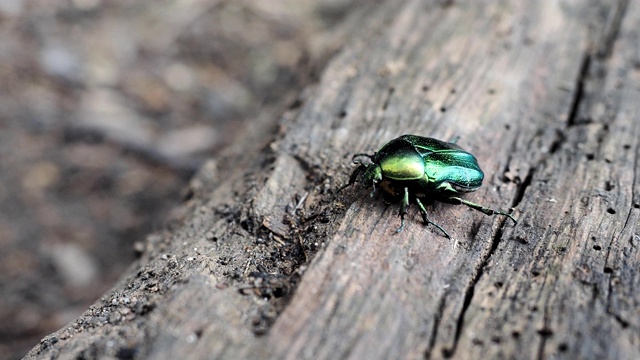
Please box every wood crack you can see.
[440,203,515,358]
[595,0,630,59]
[566,53,591,127]
[424,292,447,359]
[510,166,534,209]
[603,135,638,330]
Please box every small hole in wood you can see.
[537,328,553,337]
[440,106,447,112]
[586,153,595,160]
[182,188,195,202]
[289,98,303,109]
[607,208,616,215]
[531,270,540,277]
[623,144,631,150]
[605,181,614,191]
[116,348,137,359]
[338,110,347,118]
[558,343,569,352]
[593,245,602,251]
[240,219,251,232]
[604,267,613,274]
[620,321,629,328]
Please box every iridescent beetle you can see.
[339,134,516,238]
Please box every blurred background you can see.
[0,0,358,358]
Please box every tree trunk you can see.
[26,1,639,359]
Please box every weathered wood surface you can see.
[26,1,639,359]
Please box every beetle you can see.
[339,134,516,238]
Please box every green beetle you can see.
[339,134,516,238]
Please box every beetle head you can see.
[351,154,381,187]
[361,162,382,187]
[338,153,381,193]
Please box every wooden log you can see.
[26,1,639,359]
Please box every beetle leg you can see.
[449,196,517,224]
[415,198,451,239]
[449,135,460,144]
[395,187,410,233]
[338,165,364,193]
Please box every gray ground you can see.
[0,1,349,358]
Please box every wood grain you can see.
[26,1,639,359]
